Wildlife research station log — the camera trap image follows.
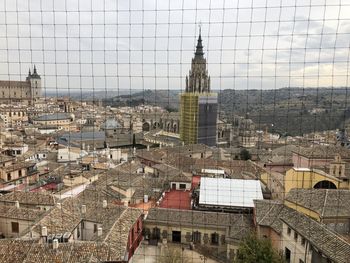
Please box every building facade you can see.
[180,31,218,146]
[0,66,42,105]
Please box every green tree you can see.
[240,149,252,160]
[234,234,285,263]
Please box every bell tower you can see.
[27,65,42,101]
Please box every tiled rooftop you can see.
[0,205,45,221]
[0,191,57,206]
[285,188,350,218]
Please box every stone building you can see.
[144,207,253,261]
[0,66,42,105]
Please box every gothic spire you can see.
[31,65,41,79]
[194,28,204,59]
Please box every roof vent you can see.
[81,205,86,214]
[52,239,59,250]
[102,200,107,208]
[97,227,103,237]
[15,201,20,209]
[41,226,47,237]
[57,202,61,209]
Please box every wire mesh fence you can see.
[0,0,349,262]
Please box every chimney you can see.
[123,201,128,207]
[81,205,86,214]
[147,145,150,151]
[41,226,47,237]
[102,200,107,208]
[57,202,61,209]
[52,239,59,250]
[15,201,20,209]
[97,227,103,237]
[159,144,162,149]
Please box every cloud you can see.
[0,0,350,91]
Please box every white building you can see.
[198,178,264,209]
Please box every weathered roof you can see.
[0,205,44,221]
[31,198,82,236]
[285,188,350,218]
[170,172,192,183]
[103,207,142,261]
[153,163,182,177]
[0,80,30,88]
[281,208,350,263]
[254,200,286,234]
[0,191,57,206]
[0,239,111,263]
[0,154,14,163]
[294,145,350,159]
[34,113,71,122]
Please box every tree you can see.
[234,234,285,263]
[157,246,190,263]
[240,149,251,160]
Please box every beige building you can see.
[144,207,253,261]
[254,199,350,263]
[0,66,42,105]
[0,105,28,128]
[33,113,75,131]
[0,154,38,185]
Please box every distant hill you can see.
[45,89,142,100]
[104,89,180,110]
[104,87,350,136]
[218,87,350,136]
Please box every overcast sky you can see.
[1,0,350,92]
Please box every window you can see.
[94,224,98,233]
[11,222,19,233]
[287,227,291,235]
[179,183,186,189]
[301,237,306,246]
[18,170,22,177]
[294,232,298,241]
[7,173,11,181]
[299,260,304,263]
[211,232,219,245]
[192,231,201,244]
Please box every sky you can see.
[1,0,350,92]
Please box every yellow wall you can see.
[284,168,349,194]
[284,200,321,221]
[180,93,199,145]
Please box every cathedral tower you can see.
[180,31,218,146]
